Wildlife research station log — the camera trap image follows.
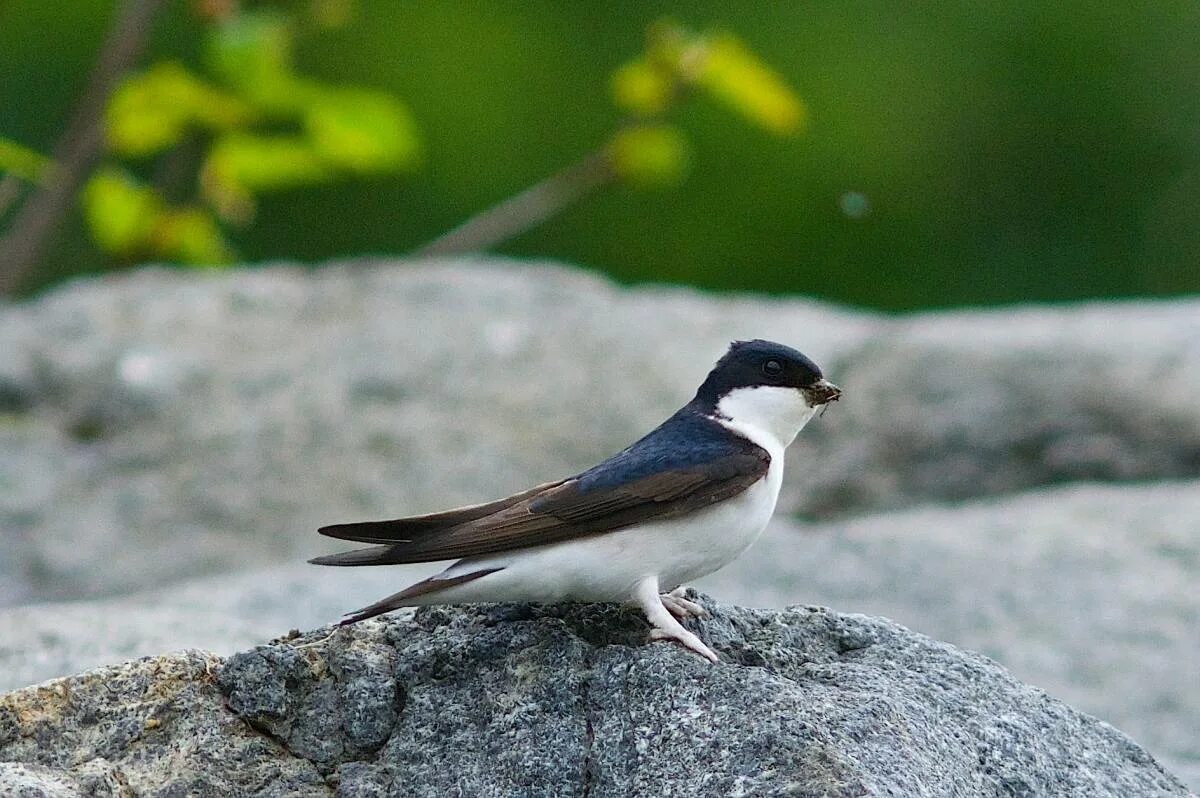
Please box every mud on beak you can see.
[803,378,842,407]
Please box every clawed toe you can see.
[660,587,708,620]
[659,594,705,620]
[648,627,720,663]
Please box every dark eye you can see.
[762,359,783,377]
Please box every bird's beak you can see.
[804,378,842,407]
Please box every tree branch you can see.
[0,176,23,223]
[415,149,614,257]
[0,0,167,296]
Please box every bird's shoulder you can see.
[569,406,770,495]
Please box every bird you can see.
[311,339,840,662]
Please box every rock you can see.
[797,303,1200,515]
[3,261,1198,789]
[4,480,1199,788]
[703,480,1200,791]
[0,650,326,796]
[1,601,1191,797]
[0,763,90,798]
[1,259,1198,602]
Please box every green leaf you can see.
[206,133,331,191]
[202,9,328,116]
[0,137,50,182]
[203,133,331,221]
[608,124,690,188]
[643,18,691,71]
[611,58,675,116]
[82,167,234,264]
[106,61,251,157]
[304,88,422,173]
[695,33,806,136]
[81,168,163,254]
[205,9,293,93]
[156,208,235,265]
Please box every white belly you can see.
[411,455,784,604]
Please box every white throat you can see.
[712,386,818,454]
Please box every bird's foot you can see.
[648,627,720,663]
[636,576,719,663]
[659,587,708,620]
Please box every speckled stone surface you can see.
[0,650,326,796]
[2,599,1192,797]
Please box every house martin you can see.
[312,339,840,662]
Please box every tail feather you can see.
[308,545,399,567]
[337,567,504,625]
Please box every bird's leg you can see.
[635,576,719,663]
[659,585,708,620]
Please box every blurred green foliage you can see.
[605,21,803,188]
[81,6,422,264]
[608,125,690,188]
[0,138,50,182]
[2,4,796,278]
[2,1,1198,308]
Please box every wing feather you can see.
[317,478,570,543]
[312,447,769,566]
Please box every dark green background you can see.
[3,1,1198,309]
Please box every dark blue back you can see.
[573,406,756,493]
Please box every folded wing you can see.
[312,447,769,566]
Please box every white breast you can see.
[713,385,818,453]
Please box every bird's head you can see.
[694,339,840,449]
